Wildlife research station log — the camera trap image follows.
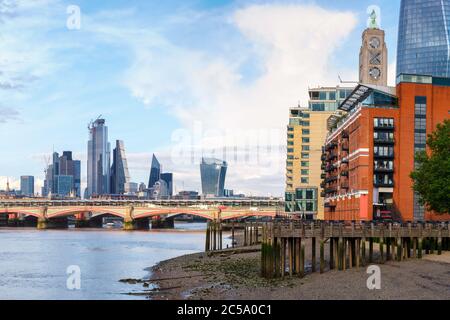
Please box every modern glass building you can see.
[110,140,131,194]
[160,172,173,196]
[20,176,34,197]
[42,151,81,197]
[148,154,161,189]
[397,0,450,77]
[87,119,111,197]
[200,158,227,197]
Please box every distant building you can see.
[148,154,161,189]
[125,182,138,194]
[151,179,169,199]
[200,158,227,197]
[20,176,34,197]
[160,172,173,196]
[110,140,131,194]
[43,151,81,198]
[87,118,111,198]
[173,191,199,200]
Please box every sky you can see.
[0,0,401,197]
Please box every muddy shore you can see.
[122,233,450,300]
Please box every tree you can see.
[410,119,450,214]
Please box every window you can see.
[329,92,336,100]
[288,134,294,139]
[302,145,310,151]
[287,141,294,146]
[301,169,309,175]
[301,153,309,159]
[374,146,394,157]
[302,121,310,127]
[287,127,294,132]
[302,129,310,135]
[301,161,309,167]
[287,155,294,160]
[302,113,310,119]
[374,160,394,170]
[301,177,309,184]
[319,91,327,100]
[302,137,310,143]
[414,118,426,130]
[374,173,393,186]
[374,117,394,128]
[286,161,293,166]
[287,148,294,153]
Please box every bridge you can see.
[0,199,285,230]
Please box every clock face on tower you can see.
[369,37,380,49]
[369,67,381,80]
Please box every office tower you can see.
[148,154,161,189]
[110,140,131,194]
[43,151,81,198]
[125,182,138,194]
[359,12,388,86]
[151,180,169,199]
[87,118,111,197]
[285,87,353,220]
[200,158,227,197]
[397,0,450,78]
[20,176,34,197]
[160,172,173,197]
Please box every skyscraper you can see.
[200,158,227,197]
[87,118,111,197]
[148,154,161,189]
[160,172,173,196]
[42,151,81,197]
[20,176,34,197]
[397,0,450,77]
[110,140,131,194]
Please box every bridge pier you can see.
[37,217,69,229]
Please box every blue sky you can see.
[0,0,401,196]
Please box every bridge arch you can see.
[133,210,213,221]
[0,210,42,219]
[47,208,126,219]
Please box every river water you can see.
[0,223,228,300]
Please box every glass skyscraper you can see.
[397,0,450,77]
[42,151,80,197]
[87,119,111,197]
[200,158,227,197]
[110,140,131,194]
[148,154,161,189]
[20,176,34,197]
[160,172,173,196]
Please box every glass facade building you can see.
[200,158,227,197]
[148,154,161,189]
[87,119,111,197]
[397,0,450,77]
[110,140,131,194]
[43,151,81,197]
[160,173,173,196]
[20,176,34,196]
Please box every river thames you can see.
[0,223,228,300]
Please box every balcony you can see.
[321,154,327,161]
[374,153,394,159]
[374,138,395,145]
[320,173,326,179]
[340,171,349,177]
[326,176,338,183]
[374,167,394,173]
[341,144,349,151]
[341,158,349,164]
[374,182,394,187]
[374,124,394,131]
[325,187,337,194]
[340,182,349,189]
[342,131,349,139]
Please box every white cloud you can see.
[122,4,358,196]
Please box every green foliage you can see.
[410,119,450,214]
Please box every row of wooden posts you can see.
[260,221,450,279]
[205,221,262,252]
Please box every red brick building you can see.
[321,74,450,222]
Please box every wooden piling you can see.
[329,237,335,269]
[312,237,316,273]
[231,221,235,248]
[320,238,325,274]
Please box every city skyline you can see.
[0,0,402,196]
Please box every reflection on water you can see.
[0,222,229,300]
